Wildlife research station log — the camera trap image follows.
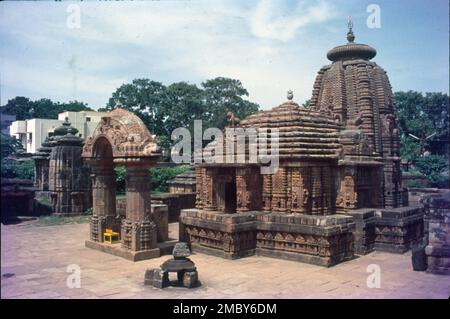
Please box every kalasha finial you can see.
[287,90,294,101]
[347,16,355,43]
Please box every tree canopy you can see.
[395,91,449,160]
[395,91,449,188]
[101,77,260,148]
[1,97,92,120]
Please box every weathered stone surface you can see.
[82,105,169,260]
[168,169,196,194]
[173,242,191,258]
[422,192,450,275]
[39,122,92,215]
[183,271,199,288]
[144,268,169,288]
[152,193,196,222]
[146,241,200,288]
[374,207,424,253]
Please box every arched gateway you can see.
[82,105,166,260]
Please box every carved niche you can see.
[336,175,357,210]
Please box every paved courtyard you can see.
[1,221,449,299]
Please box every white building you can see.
[9,110,108,153]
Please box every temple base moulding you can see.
[85,239,177,262]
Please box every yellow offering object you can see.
[103,228,119,244]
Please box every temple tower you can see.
[309,18,404,208]
[48,122,92,215]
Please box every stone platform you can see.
[342,206,424,255]
[2,222,449,299]
[85,239,177,262]
[422,192,450,275]
[181,206,425,266]
[256,213,355,267]
[180,209,355,267]
[373,206,424,253]
[179,209,267,259]
[341,209,377,255]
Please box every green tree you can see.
[162,82,204,137]
[1,96,33,120]
[1,159,35,180]
[202,77,259,129]
[0,133,23,159]
[1,97,92,120]
[105,77,260,150]
[395,91,449,159]
[395,91,449,188]
[105,79,167,137]
[414,155,449,188]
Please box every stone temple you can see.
[33,121,92,215]
[179,26,424,266]
[82,106,174,261]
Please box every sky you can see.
[0,0,448,110]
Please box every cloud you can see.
[0,1,339,109]
[1,0,447,113]
[249,0,336,42]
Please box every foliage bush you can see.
[413,155,449,188]
[1,159,35,180]
[150,165,190,193]
[114,165,190,193]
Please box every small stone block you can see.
[144,268,169,289]
[182,271,199,288]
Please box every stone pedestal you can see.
[374,206,424,253]
[144,269,169,288]
[341,209,376,255]
[144,243,200,289]
[180,209,265,259]
[256,213,355,267]
[422,193,450,275]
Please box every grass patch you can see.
[35,215,91,227]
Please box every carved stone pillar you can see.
[262,174,272,211]
[202,168,217,210]
[195,167,204,209]
[271,167,287,212]
[121,161,157,251]
[290,168,307,213]
[236,168,250,212]
[89,159,118,242]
